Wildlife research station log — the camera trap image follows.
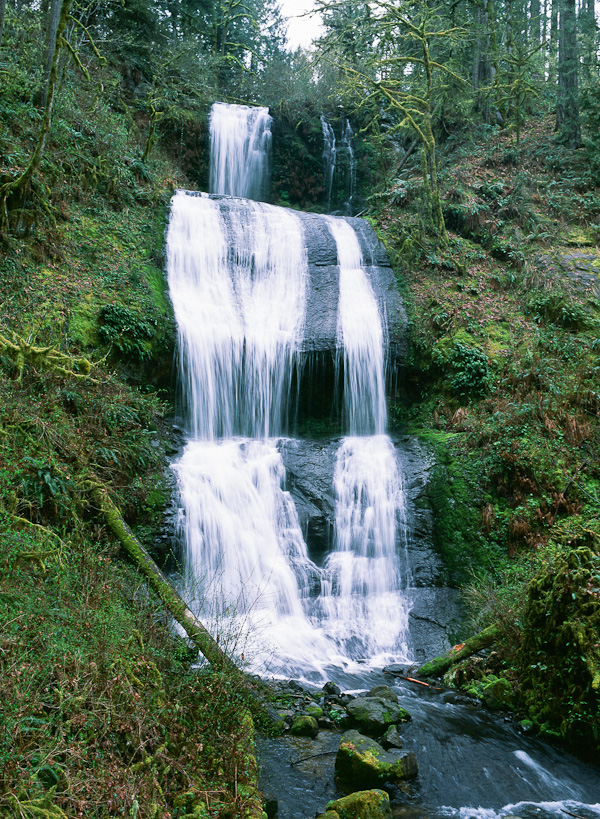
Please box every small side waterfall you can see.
[320,115,336,211]
[339,119,357,213]
[321,116,357,214]
[168,101,412,681]
[209,102,272,201]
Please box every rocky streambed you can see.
[258,670,600,819]
[260,676,419,819]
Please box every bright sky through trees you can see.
[278,0,323,50]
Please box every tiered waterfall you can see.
[166,102,411,681]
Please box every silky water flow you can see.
[166,102,413,681]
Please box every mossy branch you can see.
[60,35,90,80]
[0,332,94,381]
[417,624,501,678]
[85,480,233,670]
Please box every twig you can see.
[290,751,338,767]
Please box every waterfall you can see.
[340,119,357,213]
[311,215,412,665]
[321,116,357,214]
[167,103,412,681]
[321,115,336,211]
[209,102,272,201]
[167,193,306,439]
[327,215,387,435]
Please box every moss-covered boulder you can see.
[326,790,391,819]
[366,686,398,703]
[480,676,513,710]
[335,730,418,788]
[516,547,600,751]
[290,714,319,738]
[345,697,410,735]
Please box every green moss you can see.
[69,293,99,348]
[564,227,596,246]
[516,547,600,752]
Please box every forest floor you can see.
[375,115,600,751]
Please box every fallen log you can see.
[84,480,284,731]
[416,624,501,678]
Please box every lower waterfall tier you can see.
[171,435,462,683]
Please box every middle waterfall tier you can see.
[166,190,411,681]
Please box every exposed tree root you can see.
[416,624,501,678]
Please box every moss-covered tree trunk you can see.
[86,481,239,674]
[417,625,501,678]
[85,481,284,731]
[0,0,71,230]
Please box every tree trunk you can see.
[548,0,559,83]
[85,481,284,730]
[530,0,541,44]
[0,0,71,231]
[41,0,63,107]
[578,0,597,83]
[0,0,6,48]
[417,625,501,678]
[555,0,581,147]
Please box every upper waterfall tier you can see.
[209,102,272,202]
[206,194,404,358]
[166,191,405,438]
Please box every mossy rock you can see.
[366,686,398,703]
[306,704,324,718]
[290,714,319,738]
[326,789,391,819]
[345,697,410,735]
[481,674,513,711]
[335,730,418,788]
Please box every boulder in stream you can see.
[380,725,403,749]
[366,685,398,703]
[290,714,319,738]
[345,697,411,735]
[322,789,392,819]
[335,729,418,788]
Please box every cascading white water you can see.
[167,190,343,676]
[209,102,272,201]
[167,105,412,679]
[167,192,307,439]
[314,216,412,664]
[327,216,387,435]
[320,115,336,212]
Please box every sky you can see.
[278,0,324,51]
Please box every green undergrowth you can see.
[0,512,261,818]
[377,116,600,754]
[0,74,264,809]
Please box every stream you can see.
[258,670,600,819]
[165,101,600,819]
